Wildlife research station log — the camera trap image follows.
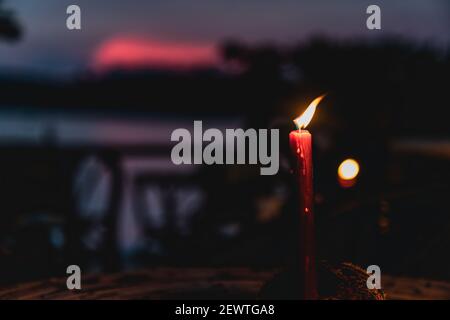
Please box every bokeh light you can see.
[338,158,360,181]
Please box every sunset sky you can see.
[0,0,448,74]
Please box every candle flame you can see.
[293,94,326,130]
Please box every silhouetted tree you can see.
[0,0,21,41]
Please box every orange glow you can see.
[338,158,360,181]
[93,36,219,71]
[293,95,326,130]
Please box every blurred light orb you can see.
[338,158,360,180]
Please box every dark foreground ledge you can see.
[0,267,448,300]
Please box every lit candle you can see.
[289,95,325,300]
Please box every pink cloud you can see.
[92,36,219,71]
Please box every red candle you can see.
[289,95,325,300]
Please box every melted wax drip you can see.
[295,139,307,176]
[300,145,306,176]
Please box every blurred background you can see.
[0,0,449,285]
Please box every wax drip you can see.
[300,145,306,175]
